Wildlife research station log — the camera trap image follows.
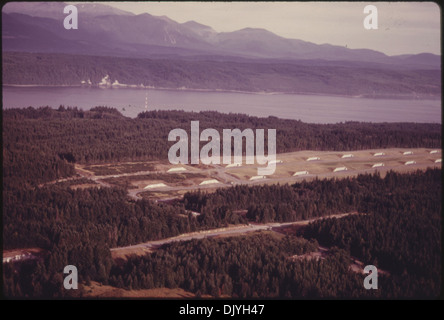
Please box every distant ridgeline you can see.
[3,106,441,188]
[2,52,441,98]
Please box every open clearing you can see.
[3,247,46,263]
[74,148,441,201]
[82,281,199,298]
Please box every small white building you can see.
[3,257,12,263]
[372,163,385,168]
[373,152,385,157]
[98,75,112,87]
[404,161,416,166]
[249,175,266,181]
[167,167,187,173]
[403,151,413,155]
[306,157,320,162]
[199,179,220,185]
[293,171,309,176]
[112,80,126,87]
[435,159,442,163]
[333,167,348,172]
[341,154,354,159]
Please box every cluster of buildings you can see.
[81,75,149,89]
[3,252,34,264]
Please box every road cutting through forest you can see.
[110,212,359,256]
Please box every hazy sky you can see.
[94,2,440,56]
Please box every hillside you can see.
[2,3,441,69]
[3,52,441,98]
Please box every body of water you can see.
[2,86,441,123]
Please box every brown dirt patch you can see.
[82,281,197,298]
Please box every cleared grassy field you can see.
[83,162,157,175]
[223,148,441,182]
[83,281,200,298]
[75,148,441,200]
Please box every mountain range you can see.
[2,2,440,69]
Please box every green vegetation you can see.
[3,52,441,97]
[2,106,441,298]
[107,232,436,298]
[184,169,440,223]
[3,107,440,188]
[304,169,441,280]
[3,168,441,298]
[83,163,156,176]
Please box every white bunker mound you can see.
[403,151,413,155]
[372,163,385,168]
[306,157,320,162]
[249,175,266,181]
[144,183,168,189]
[199,179,220,186]
[293,171,309,176]
[341,154,354,159]
[373,152,385,157]
[226,163,242,168]
[333,167,348,172]
[167,167,187,173]
[404,161,416,166]
[435,159,442,163]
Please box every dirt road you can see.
[110,212,358,255]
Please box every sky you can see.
[79,1,440,56]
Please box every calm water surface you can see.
[2,86,441,123]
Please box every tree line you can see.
[107,231,436,298]
[2,184,245,298]
[3,106,441,298]
[303,169,441,283]
[3,169,441,298]
[3,52,441,96]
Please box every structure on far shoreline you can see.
[81,75,149,89]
